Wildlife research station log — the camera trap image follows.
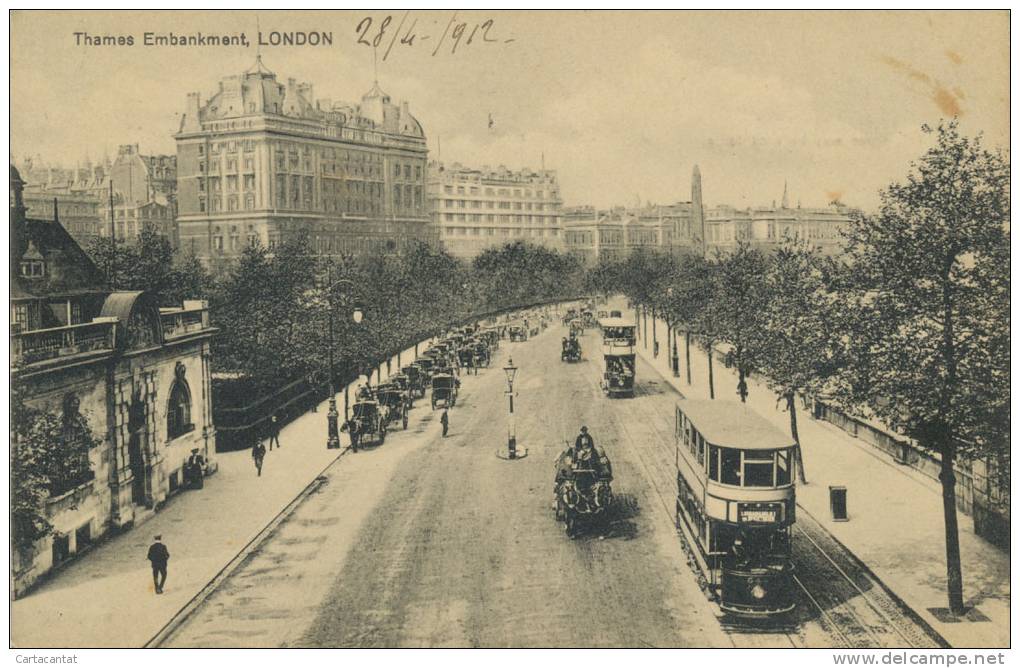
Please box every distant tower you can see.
[781,180,789,209]
[691,165,705,257]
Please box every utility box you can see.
[829,485,849,521]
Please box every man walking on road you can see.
[252,439,266,476]
[267,414,281,450]
[440,408,450,437]
[146,535,169,594]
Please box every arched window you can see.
[167,366,193,439]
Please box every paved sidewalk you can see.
[631,305,1009,648]
[11,340,433,649]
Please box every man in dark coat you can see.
[267,414,282,450]
[574,425,595,450]
[147,535,170,594]
[440,408,449,437]
[252,439,266,477]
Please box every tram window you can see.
[744,450,776,487]
[776,449,792,485]
[720,448,742,485]
[697,436,705,467]
[709,445,720,480]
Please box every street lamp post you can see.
[321,261,363,449]
[503,357,518,459]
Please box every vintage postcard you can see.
[8,9,1010,654]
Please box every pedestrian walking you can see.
[267,414,281,450]
[440,408,450,437]
[146,535,169,594]
[185,448,205,489]
[252,439,266,477]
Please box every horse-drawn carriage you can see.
[414,357,436,386]
[554,445,614,537]
[473,340,491,367]
[509,324,528,342]
[345,400,386,451]
[457,346,476,371]
[401,365,427,398]
[482,327,500,350]
[561,336,582,362]
[431,372,458,409]
[386,372,415,407]
[569,318,584,337]
[376,384,410,430]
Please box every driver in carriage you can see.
[555,426,612,488]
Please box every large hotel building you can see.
[427,161,563,259]
[175,58,432,268]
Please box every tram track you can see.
[593,335,945,648]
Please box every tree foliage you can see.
[205,236,585,395]
[837,120,1009,613]
[86,224,210,306]
[838,121,1010,458]
[11,388,101,550]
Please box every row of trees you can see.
[592,121,1010,615]
[88,233,587,400]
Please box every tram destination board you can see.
[738,502,781,524]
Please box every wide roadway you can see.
[165,320,733,648]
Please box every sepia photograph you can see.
[7,8,1011,655]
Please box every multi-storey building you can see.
[705,201,852,255]
[16,147,178,247]
[22,191,102,245]
[427,161,563,259]
[174,58,431,268]
[565,168,852,263]
[10,165,217,597]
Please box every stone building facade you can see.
[10,165,216,597]
[427,161,563,259]
[15,145,178,248]
[22,191,102,245]
[564,167,853,262]
[175,58,431,269]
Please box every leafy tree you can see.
[755,242,843,483]
[838,121,1010,614]
[708,243,771,402]
[661,253,713,386]
[86,225,209,305]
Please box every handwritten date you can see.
[355,12,515,60]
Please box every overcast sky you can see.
[11,10,1009,210]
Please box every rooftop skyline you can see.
[11,10,1008,210]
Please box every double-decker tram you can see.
[598,317,637,397]
[674,399,797,617]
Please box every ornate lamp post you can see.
[503,357,518,459]
[320,261,363,449]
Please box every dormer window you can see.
[19,241,45,278]
[20,260,44,277]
